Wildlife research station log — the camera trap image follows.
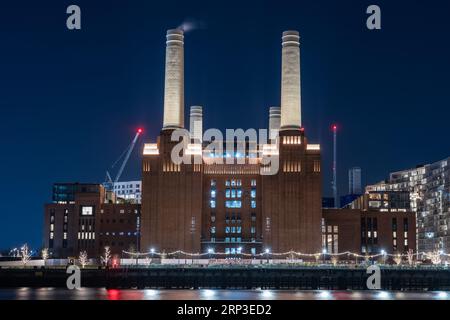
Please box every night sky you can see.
[1,0,449,250]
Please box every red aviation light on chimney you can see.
[332,124,337,131]
[137,128,143,134]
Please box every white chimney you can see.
[269,106,281,141]
[163,29,184,130]
[189,106,203,143]
[280,30,302,130]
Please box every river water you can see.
[0,288,448,300]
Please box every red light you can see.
[107,289,120,300]
[332,124,337,131]
[137,128,143,134]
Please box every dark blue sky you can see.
[1,0,449,250]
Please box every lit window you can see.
[237,226,242,233]
[251,179,256,186]
[211,189,216,198]
[210,200,216,208]
[81,206,94,216]
[237,247,242,254]
[237,189,242,198]
[251,200,256,208]
[63,232,67,240]
[251,248,256,255]
[251,189,256,198]
[225,238,230,243]
[251,227,256,234]
[226,189,231,198]
[225,227,230,234]
[225,248,230,254]
[50,224,54,231]
[211,226,216,234]
[225,200,242,208]
[50,232,54,239]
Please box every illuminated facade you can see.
[366,157,450,253]
[140,29,322,256]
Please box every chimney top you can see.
[269,106,281,116]
[282,30,300,47]
[166,29,184,46]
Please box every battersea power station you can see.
[43,29,416,260]
[140,29,321,256]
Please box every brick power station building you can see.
[140,29,321,256]
[43,29,416,260]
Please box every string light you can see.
[122,249,449,260]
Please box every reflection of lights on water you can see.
[107,289,120,300]
[395,292,405,299]
[201,289,216,299]
[261,290,273,298]
[318,291,331,299]
[377,291,390,299]
[437,292,448,299]
[144,289,159,299]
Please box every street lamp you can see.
[150,248,155,264]
[322,248,327,264]
[208,248,214,261]
[381,249,386,265]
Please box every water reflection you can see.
[0,288,448,300]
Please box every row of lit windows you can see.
[98,232,138,236]
[225,237,242,243]
[210,200,257,209]
[78,232,95,240]
[224,247,257,255]
[225,226,242,234]
[211,179,257,187]
[114,184,140,189]
[211,227,256,234]
[282,136,301,145]
[100,209,139,214]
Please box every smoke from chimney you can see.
[178,18,206,33]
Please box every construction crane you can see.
[104,128,143,191]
